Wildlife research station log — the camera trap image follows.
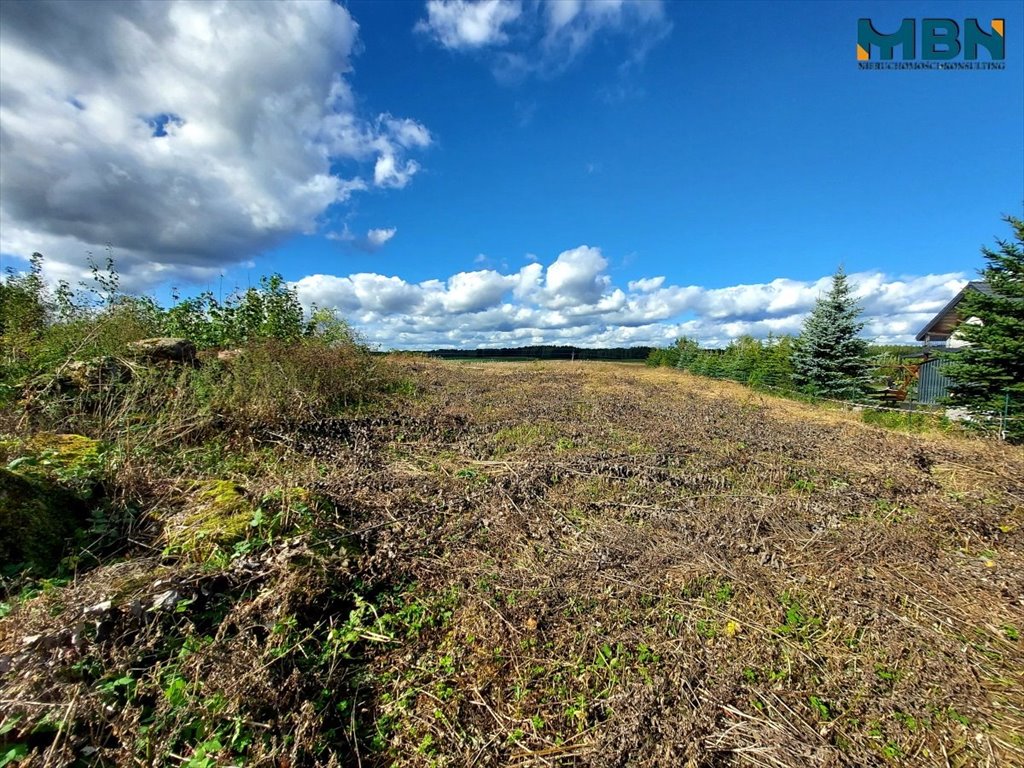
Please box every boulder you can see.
[17,433,105,499]
[60,357,133,391]
[127,337,197,364]
[164,480,254,559]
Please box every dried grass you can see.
[2,360,1022,767]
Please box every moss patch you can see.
[8,433,105,499]
[165,480,255,559]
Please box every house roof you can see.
[915,281,991,342]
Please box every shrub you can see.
[202,337,386,425]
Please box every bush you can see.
[0,467,86,574]
[163,274,308,348]
[202,338,386,425]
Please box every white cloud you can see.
[415,0,522,50]
[374,153,421,189]
[367,228,398,248]
[628,276,665,292]
[542,245,609,307]
[290,245,966,349]
[416,0,670,79]
[382,116,433,149]
[0,0,430,290]
[539,0,669,69]
[326,225,397,253]
[441,269,518,312]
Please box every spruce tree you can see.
[750,334,795,390]
[944,216,1024,443]
[724,335,762,383]
[792,268,870,399]
[674,336,701,371]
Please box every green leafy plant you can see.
[776,593,822,642]
[809,695,833,721]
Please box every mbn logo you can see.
[857,19,1004,60]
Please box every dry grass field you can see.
[2,360,1023,767]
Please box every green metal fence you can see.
[917,357,952,405]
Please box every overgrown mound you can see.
[1,257,412,764]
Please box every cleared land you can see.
[2,361,1023,767]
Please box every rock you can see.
[85,599,113,616]
[163,480,254,560]
[127,337,197,364]
[151,590,181,611]
[13,433,105,500]
[129,599,146,621]
[60,357,132,391]
[216,348,243,363]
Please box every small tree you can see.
[722,335,762,383]
[944,215,1024,443]
[792,267,869,399]
[673,336,701,370]
[750,334,795,390]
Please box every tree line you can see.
[647,266,872,397]
[425,346,654,361]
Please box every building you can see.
[915,281,992,345]
[912,281,990,405]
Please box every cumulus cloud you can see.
[441,270,519,312]
[290,245,967,349]
[416,0,670,78]
[0,0,430,289]
[541,245,609,307]
[367,228,398,249]
[416,0,522,49]
[627,276,665,293]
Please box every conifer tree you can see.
[722,335,760,383]
[750,334,795,389]
[673,336,701,370]
[944,216,1024,443]
[792,268,869,399]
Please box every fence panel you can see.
[917,358,952,405]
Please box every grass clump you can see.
[860,408,951,434]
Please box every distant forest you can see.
[413,344,921,362]
[421,345,653,361]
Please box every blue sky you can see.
[1,0,1021,348]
